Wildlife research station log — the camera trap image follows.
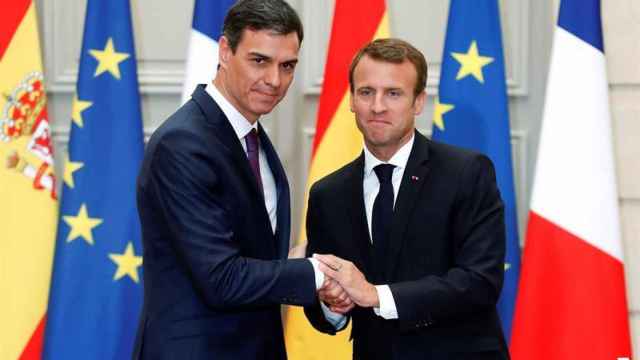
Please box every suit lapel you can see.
[385,131,431,279]
[346,154,374,275]
[191,85,265,201]
[191,86,278,256]
[258,124,290,259]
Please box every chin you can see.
[366,136,391,148]
[251,106,275,116]
[364,130,389,143]
[254,100,280,114]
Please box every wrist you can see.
[366,283,380,307]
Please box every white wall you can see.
[602,0,640,354]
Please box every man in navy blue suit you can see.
[305,39,509,359]
[133,1,347,358]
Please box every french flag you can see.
[510,0,633,359]
[182,0,235,103]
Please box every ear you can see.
[218,36,231,68]
[413,91,427,116]
[349,92,355,112]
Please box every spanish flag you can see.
[0,1,57,359]
[284,1,389,358]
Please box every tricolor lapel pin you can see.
[411,175,419,181]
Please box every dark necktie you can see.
[372,164,395,276]
[245,129,263,194]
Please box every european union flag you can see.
[44,0,143,358]
[431,0,521,341]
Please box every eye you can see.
[388,89,402,97]
[252,57,266,64]
[357,88,373,97]
[281,62,296,71]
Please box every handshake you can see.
[289,243,379,314]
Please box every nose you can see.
[371,93,386,114]
[264,65,281,88]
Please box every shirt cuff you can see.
[373,285,398,319]
[308,258,325,290]
[320,299,348,330]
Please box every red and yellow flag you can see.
[284,1,389,358]
[0,1,57,359]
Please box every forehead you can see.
[353,55,417,89]
[236,28,300,60]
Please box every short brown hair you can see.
[349,38,428,98]
[223,0,304,52]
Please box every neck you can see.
[366,131,413,162]
[212,76,259,124]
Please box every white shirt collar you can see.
[363,133,415,177]
[206,83,258,140]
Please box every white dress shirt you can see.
[206,84,277,233]
[206,84,325,291]
[322,134,415,328]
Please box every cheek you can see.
[279,74,295,91]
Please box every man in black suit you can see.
[304,38,510,359]
[133,1,339,359]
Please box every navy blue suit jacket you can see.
[304,132,509,359]
[133,85,316,360]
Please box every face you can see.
[216,29,300,122]
[350,55,426,158]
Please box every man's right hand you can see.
[318,277,354,314]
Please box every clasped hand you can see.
[314,254,379,314]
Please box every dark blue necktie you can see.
[372,164,395,274]
[245,129,263,194]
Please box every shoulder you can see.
[139,100,227,182]
[146,99,226,160]
[309,157,361,197]
[426,138,495,175]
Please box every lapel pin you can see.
[411,175,419,181]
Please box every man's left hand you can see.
[313,254,379,308]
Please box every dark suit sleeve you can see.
[144,132,316,309]
[303,184,350,335]
[389,155,506,330]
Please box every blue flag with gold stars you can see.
[43,1,143,358]
[431,0,521,341]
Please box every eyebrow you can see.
[247,51,270,59]
[247,51,298,64]
[356,86,403,91]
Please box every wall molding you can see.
[301,0,530,97]
[42,0,189,95]
[51,127,155,146]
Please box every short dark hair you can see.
[349,38,428,99]
[222,0,304,52]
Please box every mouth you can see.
[368,119,391,126]
[254,90,279,99]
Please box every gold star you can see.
[63,203,103,245]
[432,98,455,131]
[504,262,511,271]
[89,38,130,79]
[63,153,84,188]
[109,242,143,283]
[451,41,494,83]
[71,94,92,128]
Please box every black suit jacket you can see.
[304,131,509,360]
[133,85,316,360]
